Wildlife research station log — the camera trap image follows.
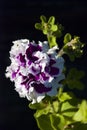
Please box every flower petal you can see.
[31,82,52,93]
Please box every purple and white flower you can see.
[5,39,65,104]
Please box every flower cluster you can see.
[5,39,64,103]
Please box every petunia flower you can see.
[5,39,65,104]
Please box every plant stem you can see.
[58,48,65,57]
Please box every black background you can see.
[0,0,87,130]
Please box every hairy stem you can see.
[58,48,65,57]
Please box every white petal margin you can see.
[26,87,45,104]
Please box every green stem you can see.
[47,33,53,48]
[58,48,65,57]
[47,36,51,48]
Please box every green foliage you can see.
[35,15,58,34]
[35,15,84,60]
[63,35,84,61]
[32,91,87,130]
[53,23,64,38]
[30,90,87,130]
[50,114,66,130]
[34,103,53,118]
[35,15,63,48]
[64,33,72,44]
[73,100,87,123]
[58,92,72,102]
[47,35,58,48]
[63,68,85,90]
[58,92,79,119]
[66,122,87,130]
[61,101,77,117]
[35,114,53,130]
[29,102,47,110]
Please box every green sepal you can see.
[34,103,53,118]
[64,33,72,44]
[51,25,58,32]
[48,16,55,25]
[34,15,64,48]
[63,36,84,61]
[40,15,47,23]
[35,23,42,30]
[43,28,48,35]
[47,16,58,34]
[29,102,46,110]
[29,95,53,110]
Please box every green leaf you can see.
[67,80,84,90]
[59,93,79,118]
[64,33,72,44]
[61,101,77,117]
[73,100,87,123]
[63,36,84,61]
[35,114,53,130]
[29,102,46,110]
[50,114,66,130]
[34,103,53,118]
[67,68,85,80]
[58,92,72,102]
[64,68,85,90]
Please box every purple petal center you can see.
[31,82,52,93]
[17,53,26,66]
[40,72,49,81]
[26,43,42,62]
[12,72,17,78]
[50,67,59,75]
[21,74,35,90]
[50,59,56,65]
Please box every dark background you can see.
[0,0,87,130]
